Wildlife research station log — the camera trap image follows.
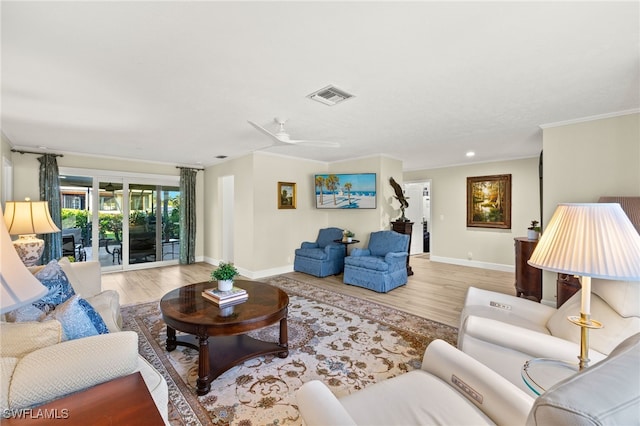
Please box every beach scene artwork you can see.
[315,173,376,209]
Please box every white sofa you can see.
[0,259,169,424]
[457,279,640,392]
[297,334,640,425]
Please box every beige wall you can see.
[203,153,403,278]
[540,112,640,303]
[405,157,541,271]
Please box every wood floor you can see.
[101,254,515,328]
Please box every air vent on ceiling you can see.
[307,85,354,106]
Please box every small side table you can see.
[521,358,578,396]
[334,239,360,256]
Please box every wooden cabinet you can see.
[557,274,581,308]
[391,221,413,276]
[514,237,542,302]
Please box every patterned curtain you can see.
[179,168,198,264]
[38,154,62,263]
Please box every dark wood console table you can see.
[3,373,163,425]
[391,221,413,276]
[514,237,541,302]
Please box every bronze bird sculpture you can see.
[389,177,410,221]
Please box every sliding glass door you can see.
[59,168,180,271]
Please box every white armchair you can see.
[458,279,640,392]
[297,334,640,426]
[297,339,533,426]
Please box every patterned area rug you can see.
[121,275,458,425]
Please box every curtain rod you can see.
[12,149,64,158]
[176,166,205,171]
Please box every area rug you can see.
[121,275,458,425]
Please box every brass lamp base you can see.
[567,313,603,371]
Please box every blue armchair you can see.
[343,230,410,293]
[294,227,346,277]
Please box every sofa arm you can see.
[461,316,606,363]
[296,380,357,426]
[9,331,139,409]
[58,258,102,298]
[350,248,370,257]
[462,287,557,325]
[422,340,533,425]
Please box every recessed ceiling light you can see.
[466,151,475,157]
[216,155,227,159]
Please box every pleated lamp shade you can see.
[528,203,640,280]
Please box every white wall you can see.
[404,157,541,271]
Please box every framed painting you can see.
[314,173,376,209]
[466,174,511,229]
[278,182,296,209]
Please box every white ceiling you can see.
[2,1,638,171]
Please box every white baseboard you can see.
[428,255,514,273]
[202,257,293,280]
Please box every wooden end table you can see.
[160,280,289,395]
[2,372,163,425]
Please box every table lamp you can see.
[528,203,640,370]
[1,205,48,314]
[4,198,60,266]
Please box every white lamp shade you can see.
[4,200,60,235]
[528,203,640,280]
[1,206,48,314]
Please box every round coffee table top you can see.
[160,280,288,336]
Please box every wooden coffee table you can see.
[160,280,289,395]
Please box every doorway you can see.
[404,180,431,255]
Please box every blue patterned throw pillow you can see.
[46,295,110,340]
[33,260,76,313]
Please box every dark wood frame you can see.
[466,174,512,229]
[277,181,296,209]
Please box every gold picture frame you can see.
[278,182,296,209]
[466,174,511,229]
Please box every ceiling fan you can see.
[247,118,340,148]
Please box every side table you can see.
[521,358,578,396]
[334,239,360,256]
[2,372,164,425]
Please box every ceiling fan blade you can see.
[247,120,279,142]
[289,140,341,148]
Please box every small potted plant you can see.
[211,261,239,291]
[527,220,541,240]
[345,230,355,243]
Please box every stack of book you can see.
[201,286,248,306]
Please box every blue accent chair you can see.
[343,230,410,293]
[294,227,346,277]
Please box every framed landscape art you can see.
[278,182,296,209]
[466,174,511,228]
[314,173,376,209]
